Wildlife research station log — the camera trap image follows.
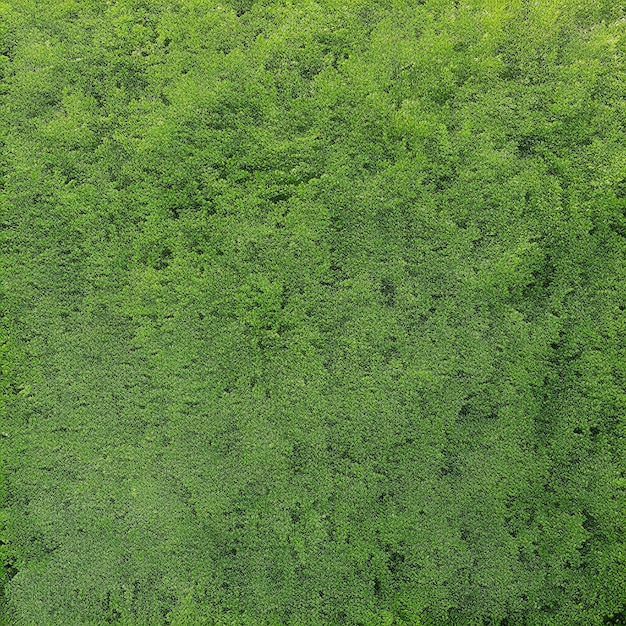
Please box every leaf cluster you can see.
[0,0,625,624]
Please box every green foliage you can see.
[0,256,16,625]
[1,0,625,624]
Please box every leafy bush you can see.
[1,0,625,624]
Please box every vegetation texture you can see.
[1,0,626,624]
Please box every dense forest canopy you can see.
[0,0,625,624]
